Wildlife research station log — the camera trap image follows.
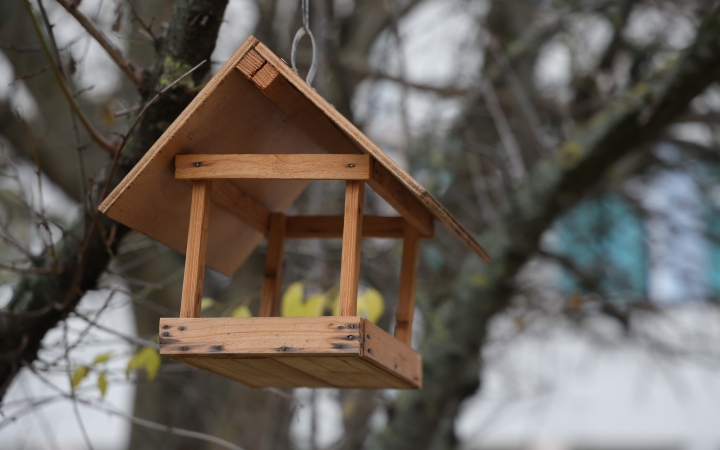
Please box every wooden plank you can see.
[339,181,364,316]
[159,317,363,356]
[238,357,329,387]
[362,319,422,388]
[175,154,372,180]
[173,356,274,388]
[180,180,212,318]
[273,357,347,387]
[306,356,410,389]
[259,213,286,317]
[394,225,421,346]
[285,215,405,239]
[211,179,270,234]
[253,42,491,261]
[235,48,265,78]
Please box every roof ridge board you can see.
[253,42,491,263]
[98,36,261,215]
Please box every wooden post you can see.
[180,180,213,318]
[259,213,287,317]
[338,180,365,316]
[394,225,420,345]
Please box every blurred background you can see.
[1,0,720,449]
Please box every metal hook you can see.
[290,0,317,86]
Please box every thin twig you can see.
[59,59,207,311]
[122,0,156,42]
[23,0,118,154]
[17,112,60,270]
[23,365,245,450]
[73,311,158,348]
[478,78,527,183]
[62,321,95,450]
[0,263,60,274]
[55,0,146,87]
[487,35,551,154]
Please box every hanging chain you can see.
[290,0,317,86]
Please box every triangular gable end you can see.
[99,36,490,276]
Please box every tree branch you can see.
[23,0,118,154]
[54,0,147,88]
[0,0,228,399]
[375,3,720,449]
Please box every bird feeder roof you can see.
[99,36,490,276]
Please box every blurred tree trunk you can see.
[0,0,228,399]
[372,3,720,449]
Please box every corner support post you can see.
[394,225,420,345]
[339,180,365,316]
[180,180,213,318]
[259,213,287,317]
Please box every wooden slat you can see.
[235,48,265,78]
[237,358,329,387]
[339,181,364,316]
[161,317,420,389]
[173,356,270,388]
[159,317,363,356]
[307,356,410,389]
[285,215,405,239]
[394,225,421,345]
[175,154,372,180]
[211,179,270,234]
[362,319,422,388]
[180,180,212,318]
[274,357,347,387]
[259,213,286,317]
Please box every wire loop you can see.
[290,0,317,86]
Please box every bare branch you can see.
[23,0,119,154]
[55,0,147,88]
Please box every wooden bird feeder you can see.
[99,36,491,390]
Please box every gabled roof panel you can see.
[99,36,490,276]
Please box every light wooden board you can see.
[176,154,372,180]
[180,180,212,318]
[285,215,405,238]
[159,316,363,356]
[159,317,422,389]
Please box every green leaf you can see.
[126,347,161,381]
[200,297,215,311]
[231,305,252,317]
[357,288,384,323]
[93,351,114,365]
[98,371,108,398]
[71,366,89,389]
